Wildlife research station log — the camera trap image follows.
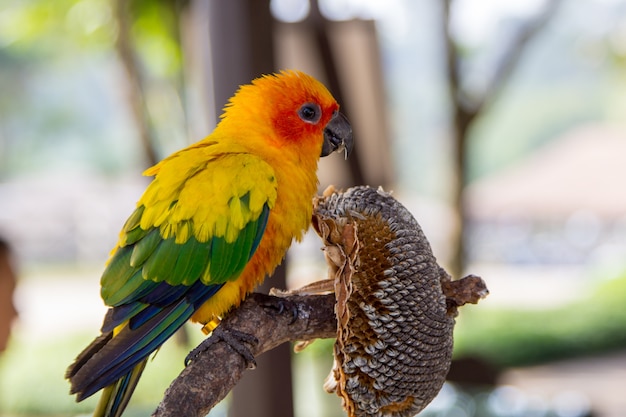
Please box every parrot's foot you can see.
[185,327,258,369]
[259,295,298,324]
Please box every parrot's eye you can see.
[298,103,322,124]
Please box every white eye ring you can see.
[298,102,322,124]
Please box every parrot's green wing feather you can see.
[101,151,278,306]
[172,235,213,286]
[130,228,161,267]
[122,206,148,245]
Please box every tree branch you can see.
[473,0,563,115]
[152,292,337,417]
[113,0,160,167]
[441,0,460,109]
[442,0,563,124]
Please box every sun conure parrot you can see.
[66,70,353,417]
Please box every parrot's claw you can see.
[261,297,299,324]
[185,327,258,369]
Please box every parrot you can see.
[66,70,353,417]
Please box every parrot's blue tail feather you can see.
[93,360,147,417]
[67,281,224,415]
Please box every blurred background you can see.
[1,0,626,416]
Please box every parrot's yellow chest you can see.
[190,157,317,330]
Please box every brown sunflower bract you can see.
[312,185,488,417]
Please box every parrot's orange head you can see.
[220,70,353,160]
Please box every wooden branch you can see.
[152,292,337,417]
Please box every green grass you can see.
[452,275,626,367]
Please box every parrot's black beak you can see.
[322,111,353,159]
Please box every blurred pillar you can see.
[205,0,275,114]
[181,2,294,417]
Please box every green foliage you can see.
[453,275,626,367]
[129,0,183,77]
[0,0,181,62]
[0,0,187,178]
[0,0,116,55]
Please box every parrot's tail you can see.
[92,360,147,417]
[66,280,226,416]
[65,330,147,416]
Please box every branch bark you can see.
[152,292,337,417]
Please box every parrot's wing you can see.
[102,151,278,302]
[68,151,277,400]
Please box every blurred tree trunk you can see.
[441,0,562,277]
[112,0,160,167]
